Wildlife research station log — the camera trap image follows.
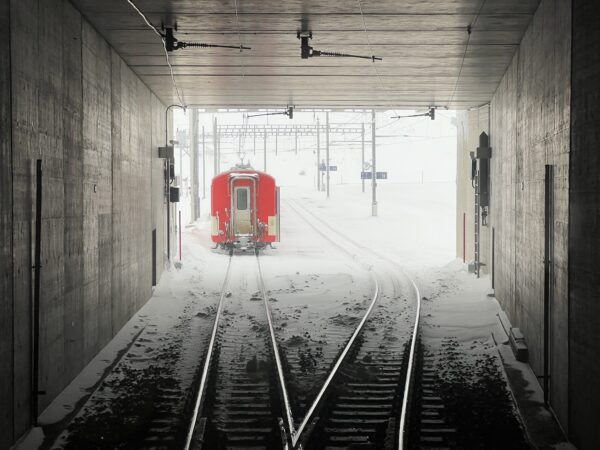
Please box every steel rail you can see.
[291,273,379,448]
[288,198,422,449]
[183,255,233,450]
[285,200,370,271]
[284,200,381,448]
[255,253,295,446]
[398,276,421,449]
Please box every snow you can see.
[18,223,230,448]
[17,109,566,447]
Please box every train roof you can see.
[212,167,275,183]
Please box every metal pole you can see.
[264,130,267,172]
[295,129,298,155]
[217,131,221,174]
[179,138,183,189]
[213,116,217,177]
[543,164,554,406]
[361,122,365,193]
[463,212,466,263]
[316,118,321,191]
[371,109,377,216]
[32,159,43,425]
[166,161,171,260]
[238,133,242,158]
[190,108,199,220]
[326,112,330,198]
[202,126,206,199]
[179,210,182,260]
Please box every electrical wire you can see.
[126,0,186,107]
[356,0,400,118]
[447,0,487,109]
[233,0,247,78]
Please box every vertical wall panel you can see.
[62,1,84,386]
[457,0,571,435]
[37,0,66,409]
[11,0,38,437]
[151,95,166,285]
[0,0,13,446]
[3,0,169,443]
[570,0,600,448]
[455,105,489,270]
[110,49,124,335]
[81,21,113,357]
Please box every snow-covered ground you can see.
[15,148,571,448]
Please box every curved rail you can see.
[255,253,295,445]
[287,198,422,449]
[285,200,382,447]
[398,276,421,449]
[183,255,233,450]
[291,273,380,448]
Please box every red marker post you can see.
[179,210,182,260]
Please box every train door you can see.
[233,186,252,234]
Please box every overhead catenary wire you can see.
[355,0,401,121]
[126,0,186,107]
[447,0,488,108]
[356,0,384,88]
[233,0,247,78]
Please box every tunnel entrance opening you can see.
[171,108,458,273]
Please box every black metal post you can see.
[326,112,330,198]
[371,110,377,216]
[361,122,365,193]
[264,131,267,172]
[32,159,42,424]
[316,118,320,191]
[491,227,495,290]
[543,164,554,406]
[202,126,206,199]
[166,157,170,261]
[213,116,218,177]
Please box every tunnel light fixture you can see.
[297,31,382,62]
[163,26,251,52]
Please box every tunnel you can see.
[0,1,599,449]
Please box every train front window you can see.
[236,188,248,210]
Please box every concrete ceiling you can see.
[71,0,540,109]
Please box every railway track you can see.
[184,254,293,450]
[301,321,410,449]
[284,199,422,449]
[182,197,421,450]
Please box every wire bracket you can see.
[297,31,381,61]
[163,27,251,52]
[247,106,295,119]
[391,107,436,120]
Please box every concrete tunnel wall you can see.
[457,0,600,447]
[569,0,600,448]
[0,0,173,446]
[456,0,571,431]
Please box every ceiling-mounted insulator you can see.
[391,107,436,120]
[297,31,382,62]
[163,27,251,52]
[247,106,295,119]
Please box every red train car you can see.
[211,164,280,250]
